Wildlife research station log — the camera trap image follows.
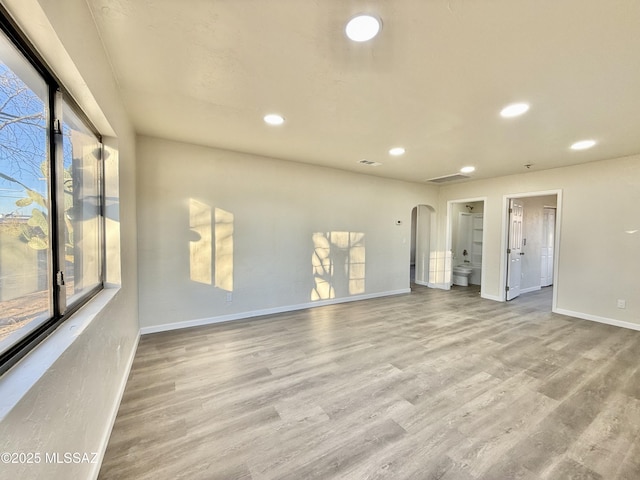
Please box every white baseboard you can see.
[481,293,503,302]
[412,280,446,289]
[140,289,411,335]
[90,331,140,480]
[554,308,640,332]
[520,286,542,294]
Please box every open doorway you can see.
[446,198,486,295]
[502,191,561,311]
[410,205,435,287]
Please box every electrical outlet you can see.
[226,292,233,302]
[617,299,626,309]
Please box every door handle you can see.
[519,252,525,255]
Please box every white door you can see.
[540,207,555,287]
[506,199,524,300]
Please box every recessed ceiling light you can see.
[460,166,475,174]
[389,147,405,156]
[500,103,530,118]
[570,139,596,150]
[345,15,381,42]
[263,114,285,125]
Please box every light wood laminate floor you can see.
[99,286,640,479]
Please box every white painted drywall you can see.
[438,155,640,326]
[136,136,439,330]
[0,1,139,479]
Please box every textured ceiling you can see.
[88,0,640,183]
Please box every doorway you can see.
[446,198,486,295]
[502,191,561,310]
[410,205,435,287]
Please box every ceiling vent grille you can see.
[358,159,382,167]
[427,173,470,183]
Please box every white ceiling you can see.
[87,0,640,183]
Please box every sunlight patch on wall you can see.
[429,250,451,285]
[189,199,212,285]
[311,231,365,301]
[215,208,234,292]
[188,200,234,291]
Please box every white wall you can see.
[137,136,439,331]
[0,1,139,479]
[438,154,640,327]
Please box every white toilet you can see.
[452,264,473,286]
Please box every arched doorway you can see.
[410,204,436,287]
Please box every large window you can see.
[0,14,103,374]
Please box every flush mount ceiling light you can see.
[263,113,285,125]
[389,147,405,156]
[500,103,530,118]
[345,15,381,42]
[570,139,596,150]
[460,166,475,174]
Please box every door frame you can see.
[446,196,487,296]
[499,189,563,310]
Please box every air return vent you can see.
[358,159,382,167]
[427,173,470,183]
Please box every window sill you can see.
[0,287,120,421]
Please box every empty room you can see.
[0,1,639,479]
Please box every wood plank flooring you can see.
[98,286,640,479]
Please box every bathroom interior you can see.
[451,201,484,288]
